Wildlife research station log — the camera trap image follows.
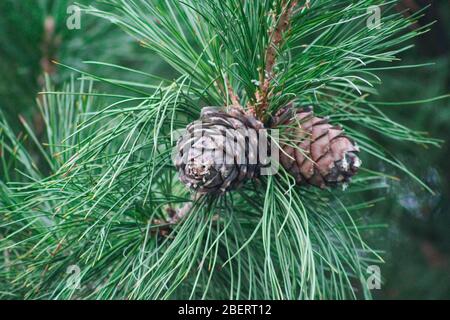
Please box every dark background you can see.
[372,0,449,299]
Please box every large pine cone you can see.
[174,107,264,194]
[272,106,361,188]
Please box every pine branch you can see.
[252,0,303,120]
[1,0,444,300]
[248,0,309,119]
[0,0,150,127]
[225,76,243,110]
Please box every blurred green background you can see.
[0,0,448,299]
[371,0,450,299]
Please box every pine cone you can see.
[174,107,264,194]
[272,106,361,188]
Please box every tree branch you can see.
[225,75,242,110]
[253,0,303,120]
[152,194,201,237]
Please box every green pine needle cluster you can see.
[0,0,445,299]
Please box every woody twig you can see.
[225,75,242,110]
[151,194,201,237]
[253,0,300,120]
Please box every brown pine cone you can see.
[272,106,361,188]
[174,107,264,194]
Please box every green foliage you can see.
[0,0,446,299]
[0,0,148,125]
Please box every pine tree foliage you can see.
[0,0,147,123]
[0,0,443,299]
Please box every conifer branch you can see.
[253,0,301,120]
[167,193,203,225]
[153,195,200,237]
[0,0,440,300]
[225,76,242,110]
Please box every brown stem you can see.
[225,75,242,110]
[221,2,308,117]
[253,0,303,120]
[152,194,201,237]
[168,201,195,224]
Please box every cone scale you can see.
[175,107,264,194]
[272,106,361,188]
[174,105,361,193]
